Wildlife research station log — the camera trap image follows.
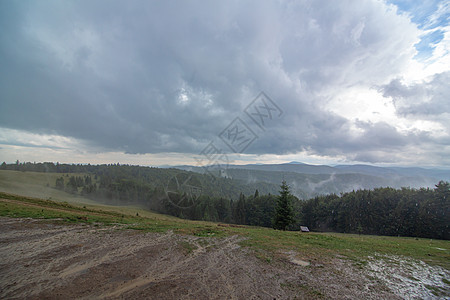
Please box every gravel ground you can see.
[1,217,443,299]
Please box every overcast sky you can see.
[0,0,449,167]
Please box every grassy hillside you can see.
[0,164,282,200]
[0,191,448,270]
[0,170,96,205]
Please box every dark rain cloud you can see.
[0,0,447,164]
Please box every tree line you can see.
[299,182,449,240]
[2,162,448,239]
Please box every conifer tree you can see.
[273,180,294,230]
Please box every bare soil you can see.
[0,217,440,299]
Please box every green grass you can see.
[179,241,198,254]
[0,191,449,269]
[0,170,96,205]
[0,192,227,235]
[234,226,450,268]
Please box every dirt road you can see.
[0,217,426,299]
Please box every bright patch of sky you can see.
[389,0,449,60]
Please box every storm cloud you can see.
[0,0,448,166]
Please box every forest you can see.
[1,162,448,239]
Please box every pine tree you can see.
[273,180,294,230]
[55,177,65,190]
[234,193,246,224]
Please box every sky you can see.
[0,0,449,168]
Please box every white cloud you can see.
[0,127,84,150]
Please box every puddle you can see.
[366,254,449,299]
[283,250,310,267]
[291,258,310,266]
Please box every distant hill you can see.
[222,162,341,175]
[175,162,450,198]
[1,161,448,200]
[174,162,340,175]
[334,164,450,181]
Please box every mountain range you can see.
[173,162,450,199]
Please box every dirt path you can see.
[0,217,436,299]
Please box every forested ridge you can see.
[1,162,448,239]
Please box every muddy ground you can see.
[0,217,447,299]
